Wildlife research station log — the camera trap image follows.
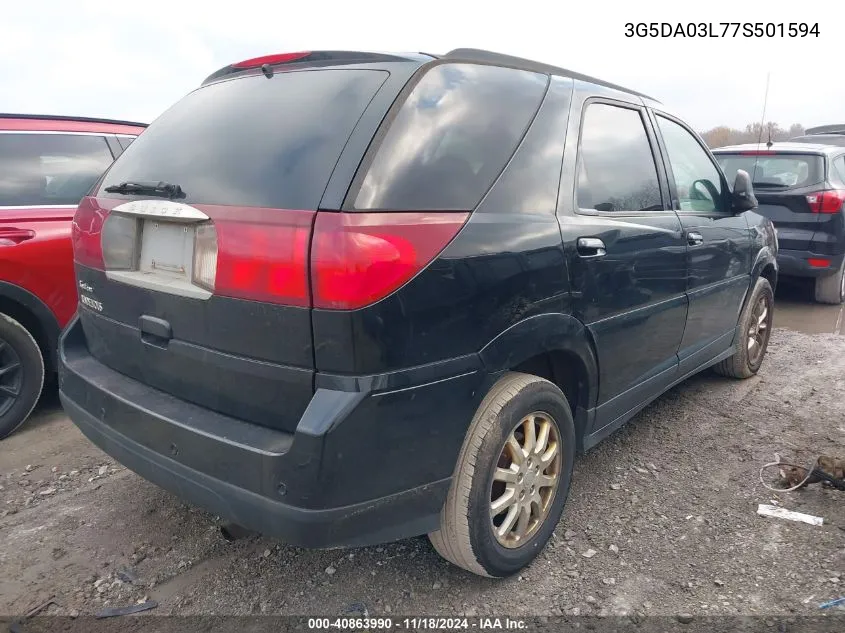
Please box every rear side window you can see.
[576,103,662,212]
[116,135,136,151]
[0,133,113,207]
[351,63,548,211]
[832,156,845,184]
[100,70,389,209]
[715,153,824,189]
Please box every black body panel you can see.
[59,50,778,549]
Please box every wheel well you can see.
[512,350,589,440]
[760,263,777,292]
[0,297,52,371]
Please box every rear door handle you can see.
[576,237,606,258]
[0,228,35,245]
[687,231,704,246]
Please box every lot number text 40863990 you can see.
[624,22,820,38]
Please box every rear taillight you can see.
[808,258,831,268]
[213,210,314,307]
[101,213,139,270]
[74,199,468,311]
[192,224,218,291]
[311,212,468,310]
[806,190,845,213]
[72,197,106,269]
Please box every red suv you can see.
[0,114,146,439]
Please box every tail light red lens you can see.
[73,199,468,311]
[72,197,106,269]
[806,190,845,213]
[311,212,468,310]
[213,210,314,307]
[808,258,831,268]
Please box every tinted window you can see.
[0,133,113,207]
[100,70,389,209]
[116,135,136,150]
[576,104,662,212]
[477,77,572,215]
[834,156,845,184]
[352,63,548,211]
[715,153,824,190]
[656,115,725,213]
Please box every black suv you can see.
[713,143,845,303]
[59,49,777,578]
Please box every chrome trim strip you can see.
[112,200,209,222]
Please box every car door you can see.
[0,131,117,325]
[557,87,688,432]
[649,110,753,374]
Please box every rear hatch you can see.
[715,151,828,251]
[72,65,393,433]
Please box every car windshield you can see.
[715,153,824,189]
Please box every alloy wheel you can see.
[490,412,562,548]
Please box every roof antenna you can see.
[752,72,771,183]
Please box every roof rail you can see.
[442,48,659,102]
[0,113,147,127]
[805,124,845,135]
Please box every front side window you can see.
[576,104,662,212]
[0,134,113,207]
[352,63,548,211]
[656,115,725,213]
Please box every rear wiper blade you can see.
[104,180,185,198]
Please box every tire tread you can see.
[429,372,552,577]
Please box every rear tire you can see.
[428,372,576,577]
[714,277,774,379]
[814,259,845,304]
[0,313,45,440]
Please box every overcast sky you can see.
[1,0,839,131]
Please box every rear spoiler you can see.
[200,51,426,86]
[805,124,845,135]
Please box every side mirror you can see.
[732,169,758,212]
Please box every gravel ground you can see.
[1,328,843,624]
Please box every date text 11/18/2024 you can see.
[307,617,528,630]
[625,22,820,38]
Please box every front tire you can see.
[428,372,576,577]
[814,259,845,304]
[0,313,45,440]
[713,277,774,379]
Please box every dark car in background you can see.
[790,124,845,148]
[713,143,845,303]
[58,49,776,577]
[0,114,146,439]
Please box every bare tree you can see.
[699,122,805,148]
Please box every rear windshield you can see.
[715,153,825,189]
[351,63,548,211]
[0,133,114,207]
[99,69,389,209]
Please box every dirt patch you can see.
[1,329,843,621]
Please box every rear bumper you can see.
[59,317,487,548]
[777,249,845,279]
